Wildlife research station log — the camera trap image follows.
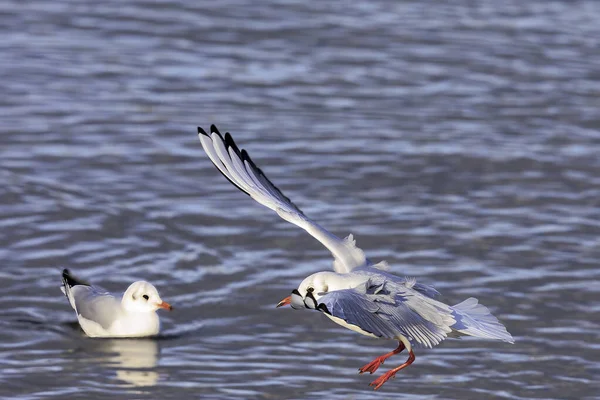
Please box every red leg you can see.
[369,349,416,390]
[359,341,405,375]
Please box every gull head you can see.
[122,281,172,313]
[277,271,339,310]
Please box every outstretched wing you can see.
[197,125,368,274]
[317,282,456,348]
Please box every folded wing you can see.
[62,269,121,330]
[197,125,368,274]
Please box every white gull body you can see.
[61,269,172,338]
[197,125,514,390]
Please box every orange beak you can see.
[276,295,291,308]
[157,301,173,311]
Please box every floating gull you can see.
[61,269,172,338]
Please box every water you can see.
[1,1,600,399]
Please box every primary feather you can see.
[198,125,368,273]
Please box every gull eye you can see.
[143,294,149,300]
[307,287,314,294]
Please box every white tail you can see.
[450,298,514,343]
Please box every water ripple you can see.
[1,0,599,399]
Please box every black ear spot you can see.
[132,294,137,300]
[307,287,314,293]
[143,294,149,301]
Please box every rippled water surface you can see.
[1,1,600,399]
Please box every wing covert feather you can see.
[318,283,454,348]
[70,286,121,330]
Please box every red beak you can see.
[276,295,291,308]
[157,301,173,311]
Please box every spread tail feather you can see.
[450,297,514,343]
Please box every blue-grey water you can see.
[1,1,600,399]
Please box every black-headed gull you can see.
[196,125,514,390]
[61,269,172,338]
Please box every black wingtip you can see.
[317,303,331,315]
[62,269,90,288]
[224,132,243,158]
[198,126,208,136]
[209,124,226,141]
[200,124,305,214]
[240,149,250,161]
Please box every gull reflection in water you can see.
[94,339,160,387]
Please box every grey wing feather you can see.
[318,282,456,348]
[197,125,367,273]
[67,285,122,330]
[355,267,441,299]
